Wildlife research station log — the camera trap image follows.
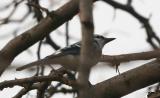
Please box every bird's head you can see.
[94,34,115,49]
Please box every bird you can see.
[16,35,115,71]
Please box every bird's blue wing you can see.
[45,42,81,59]
[61,42,81,55]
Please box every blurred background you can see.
[0,0,160,98]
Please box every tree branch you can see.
[78,0,94,98]
[0,0,80,76]
[102,0,160,49]
[2,58,160,98]
[93,60,160,98]
[0,71,75,90]
[101,49,160,65]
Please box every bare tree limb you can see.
[101,49,160,65]
[93,60,160,98]
[16,49,160,71]
[78,0,94,98]
[13,67,69,98]
[12,84,33,98]
[2,59,160,98]
[0,0,80,76]
[102,0,160,49]
[0,71,76,91]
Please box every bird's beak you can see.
[105,38,116,43]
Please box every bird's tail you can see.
[16,58,53,71]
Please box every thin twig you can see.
[103,0,160,49]
[65,22,69,46]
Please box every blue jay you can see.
[16,35,115,71]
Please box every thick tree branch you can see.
[8,60,160,98]
[0,0,80,76]
[78,0,94,97]
[93,60,160,98]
